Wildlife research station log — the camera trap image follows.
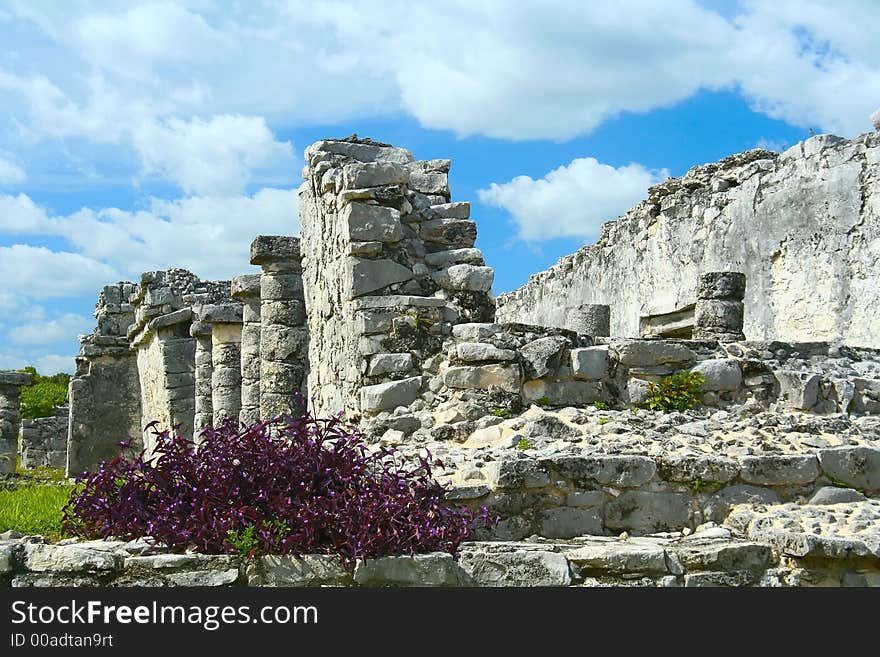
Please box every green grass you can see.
[0,483,76,541]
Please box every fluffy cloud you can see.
[0,245,117,298]
[9,312,93,345]
[132,115,294,195]
[479,158,668,241]
[34,354,76,375]
[0,157,25,185]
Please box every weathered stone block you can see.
[672,538,772,572]
[456,342,516,362]
[775,370,820,410]
[342,161,409,189]
[23,544,122,573]
[433,264,494,292]
[740,455,819,485]
[424,248,483,267]
[808,486,866,504]
[697,272,746,300]
[457,549,572,587]
[251,555,352,587]
[818,447,880,492]
[443,364,521,393]
[484,456,550,489]
[260,273,304,301]
[348,258,413,298]
[360,376,423,412]
[564,540,668,574]
[611,340,695,367]
[547,455,657,487]
[520,335,569,378]
[367,353,414,376]
[539,507,603,538]
[420,218,477,248]
[354,553,469,587]
[409,171,449,196]
[522,380,604,406]
[691,358,742,391]
[451,323,502,341]
[250,235,301,266]
[657,454,740,484]
[604,491,690,532]
[341,202,403,242]
[571,345,610,380]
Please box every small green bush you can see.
[593,401,610,410]
[644,371,705,413]
[492,408,514,419]
[534,396,551,407]
[515,437,532,450]
[19,366,70,419]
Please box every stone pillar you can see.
[231,274,262,424]
[251,236,308,419]
[190,320,213,437]
[20,405,69,470]
[570,303,610,337]
[0,371,33,475]
[693,272,746,341]
[202,304,243,424]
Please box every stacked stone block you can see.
[298,136,494,419]
[0,371,33,475]
[68,282,142,476]
[250,236,308,419]
[569,303,611,337]
[201,304,244,424]
[231,274,262,425]
[693,272,746,341]
[20,406,69,470]
[189,320,213,436]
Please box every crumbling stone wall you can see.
[497,130,880,347]
[298,136,493,419]
[67,283,141,476]
[20,406,69,470]
[0,371,32,475]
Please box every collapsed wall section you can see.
[67,283,142,476]
[497,131,880,347]
[299,136,494,419]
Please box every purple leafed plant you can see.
[62,408,494,564]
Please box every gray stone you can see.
[818,447,880,492]
[520,335,569,378]
[451,323,502,341]
[564,540,669,574]
[252,555,352,587]
[23,544,122,573]
[548,455,657,487]
[570,304,610,337]
[420,218,477,248]
[522,380,604,406]
[658,454,740,484]
[540,507,603,538]
[704,485,781,523]
[0,371,33,386]
[570,346,610,380]
[740,455,819,485]
[0,544,12,573]
[774,370,820,410]
[611,340,696,367]
[566,491,608,507]
[341,202,403,242]
[354,553,469,586]
[691,359,742,391]
[348,258,413,298]
[457,549,572,586]
[249,235,301,265]
[444,364,521,393]
[433,264,494,292]
[343,161,409,188]
[697,272,746,300]
[671,538,772,572]
[367,353,414,376]
[604,492,690,532]
[484,456,550,489]
[456,342,516,362]
[683,571,758,587]
[808,486,867,505]
[871,108,880,131]
[424,248,484,267]
[360,376,423,412]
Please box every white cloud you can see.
[132,115,294,195]
[34,354,76,375]
[0,156,25,185]
[0,245,117,298]
[0,353,27,370]
[9,313,93,345]
[479,158,668,241]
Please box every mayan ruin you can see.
[2,121,879,589]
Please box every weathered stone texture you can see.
[497,132,880,347]
[20,406,69,470]
[0,371,33,474]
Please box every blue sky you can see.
[0,0,878,374]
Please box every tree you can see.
[19,366,70,419]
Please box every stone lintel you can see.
[249,236,301,266]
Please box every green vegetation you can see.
[598,418,609,425]
[691,477,710,493]
[593,401,610,411]
[492,408,514,419]
[18,366,70,419]
[534,396,551,407]
[644,371,705,413]
[515,437,532,450]
[0,483,77,541]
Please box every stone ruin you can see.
[2,124,880,587]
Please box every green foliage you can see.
[515,437,532,450]
[19,366,70,419]
[644,371,705,413]
[492,408,514,419]
[598,418,609,425]
[225,524,260,558]
[691,477,710,493]
[0,483,77,541]
[593,401,610,410]
[534,396,551,407]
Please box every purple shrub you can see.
[62,409,493,563]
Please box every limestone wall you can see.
[497,131,880,347]
[67,283,141,476]
[20,406,68,470]
[0,371,32,475]
[299,136,493,419]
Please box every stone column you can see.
[190,320,213,437]
[693,271,746,341]
[250,236,307,419]
[231,274,262,425]
[0,371,33,475]
[202,304,244,424]
[570,303,610,337]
